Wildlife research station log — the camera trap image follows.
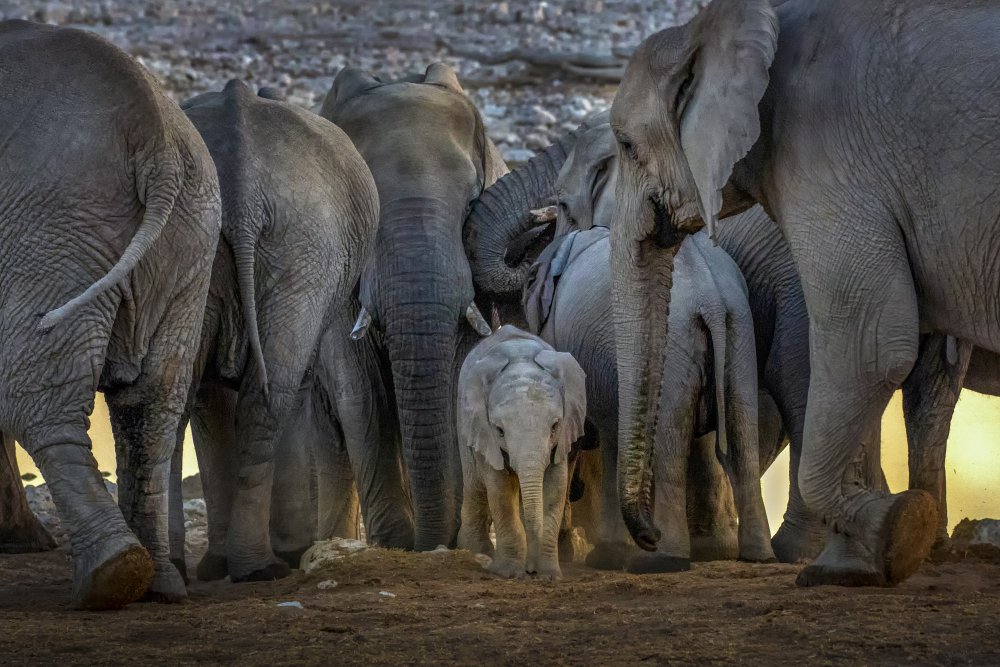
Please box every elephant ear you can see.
[424,62,465,93]
[321,67,380,117]
[458,349,511,472]
[534,349,587,462]
[678,0,778,241]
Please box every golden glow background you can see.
[15,391,1000,533]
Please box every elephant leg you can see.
[756,391,785,472]
[319,329,413,549]
[458,451,494,556]
[483,467,526,579]
[168,418,188,583]
[584,422,638,570]
[794,225,934,587]
[316,413,360,542]
[107,386,189,603]
[270,387,319,568]
[902,334,972,550]
[0,432,57,553]
[190,383,238,581]
[686,433,738,562]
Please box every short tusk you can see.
[530,205,558,224]
[350,306,372,341]
[465,303,492,337]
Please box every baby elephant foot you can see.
[488,557,527,580]
[531,563,562,582]
[196,552,229,582]
[73,541,155,611]
[626,552,690,574]
[230,559,292,583]
[143,561,188,603]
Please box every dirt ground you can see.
[2,548,1000,666]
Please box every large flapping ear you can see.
[677,0,778,241]
[533,349,587,462]
[320,67,381,118]
[458,349,511,471]
[423,62,465,93]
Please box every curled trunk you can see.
[464,132,579,298]
[611,227,680,551]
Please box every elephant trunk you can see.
[463,131,579,298]
[518,465,546,575]
[611,205,682,551]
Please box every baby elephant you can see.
[458,325,586,580]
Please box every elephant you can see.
[0,21,221,608]
[175,80,388,583]
[465,111,819,563]
[457,325,587,580]
[903,338,1000,548]
[318,63,509,551]
[0,435,56,553]
[606,0,1000,586]
[523,225,774,570]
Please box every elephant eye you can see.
[496,426,505,438]
[551,420,560,435]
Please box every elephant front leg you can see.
[902,334,972,551]
[483,468,526,579]
[458,458,494,557]
[168,421,188,583]
[0,432,57,553]
[107,394,189,603]
[584,425,640,570]
[795,228,935,587]
[315,413,360,542]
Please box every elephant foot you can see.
[196,552,229,582]
[531,563,562,582]
[584,541,633,571]
[690,530,738,562]
[142,562,188,603]
[73,542,154,611]
[626,552,690,574]
[170,557,189,585]
[558,530,575,563]
[738,535,777,564]
[796,490,936,588]
[230,560,291,583]
[274,547,309,571]
[0,519,59,554]
[488,557,527,580]
[771,518,825,564]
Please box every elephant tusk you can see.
[350,307,372,341]
[465,303,493,337]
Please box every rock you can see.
[300,537,368,572]
[952,518,1000,549]
[276,601,305,609]
[181,473,203,501]
[501,147,534,165]
[317,579,339,590]
[379,591,396,598]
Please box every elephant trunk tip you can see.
[624,510,661,552]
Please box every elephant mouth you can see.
[650,197,692,248]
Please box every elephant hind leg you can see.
[0,432,57,553]
[794,221,933,587]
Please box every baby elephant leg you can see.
[483,468,526,579]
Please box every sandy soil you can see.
[3,548,1000,666]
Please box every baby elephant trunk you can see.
[517,462,547,575]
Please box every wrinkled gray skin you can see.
[175,80,383,582]
[457,325,586,580]
[0,434,56,553]
[549,117,819,563]
[0,21,220,608]
[319,63,508,551]
[526,227,773,571]
[609,0,1000,586]
[903,338,1000,548]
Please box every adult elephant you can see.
[524,226,774,570]
[176,80,393,583]
[466,112,820,562]
[0,435,56,553]
[319,63,507,550]
[607,0,1000,586]
[0,21,221,609]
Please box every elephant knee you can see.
[876,336,918,389]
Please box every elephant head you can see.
[320,63,506,550]
[552,110,617,234]
[608,0,777,548]
[459,331,586,574]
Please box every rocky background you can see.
[0,0,707,163]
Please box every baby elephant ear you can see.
[458,350,510,471]
[321,67,380,118]
[533,349,587,462]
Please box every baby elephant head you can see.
[462,347,586,475]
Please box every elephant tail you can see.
[231,233,269,401]
[37,159,182,333]
[705,308,729,457]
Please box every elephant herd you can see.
[1,0,999,609]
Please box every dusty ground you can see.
[2,548,1000,666]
